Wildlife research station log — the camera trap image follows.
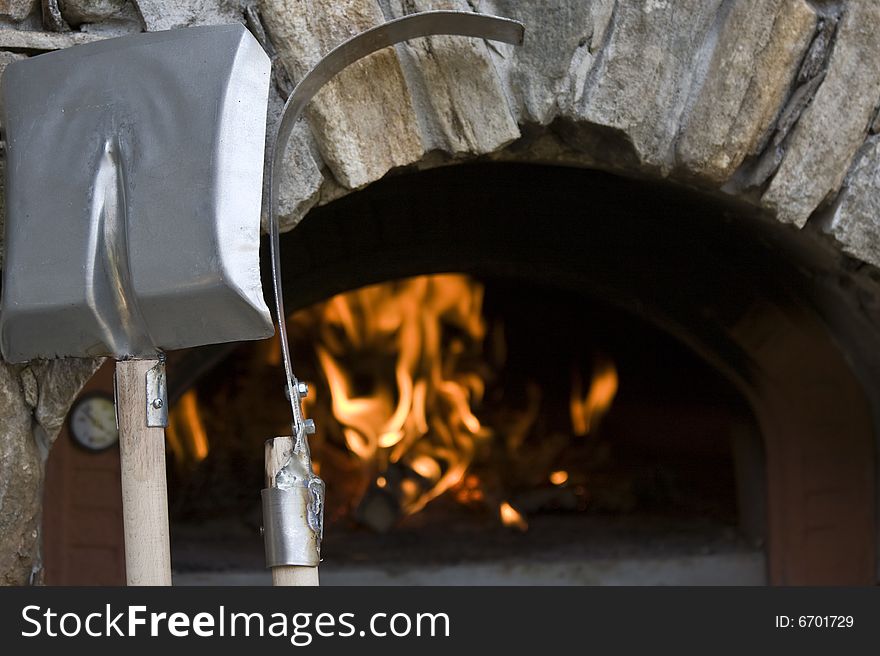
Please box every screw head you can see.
[151,398,164,409]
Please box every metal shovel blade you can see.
[0,24,274,362]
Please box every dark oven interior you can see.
[159,163,877,585]
[44,163,877,585]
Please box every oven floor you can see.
[171,513,766,585]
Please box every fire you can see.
[294,274,489,518]
[165,272,622,531]
[166,388,209,466]
[570,356,618,436]
[286,273,622,530]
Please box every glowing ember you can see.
[550,470,569,486]
[499,501,528,531]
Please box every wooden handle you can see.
[116,359,172,586]
[266,436,319,586]
[272,565,319,586]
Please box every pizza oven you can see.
[44,163,880,585]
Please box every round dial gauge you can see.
[68,393,119,452]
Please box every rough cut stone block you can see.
[676,0,816,183]
[59,0,128,26]
[574,0,723,171]
[384,0,519,154]
[0,28,102,50]
[132,0,244,31]
[481,0,612,125]
[762,0,880,226]
[0,363,38,585]
[271,109,325,233]
[261,0,423,190]
[0,358,100,584]
[0,0,36,22]
[824,136,880,268]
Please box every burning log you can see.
[166,272,623,535]
[284,273,623,532]
[354,482,401,533]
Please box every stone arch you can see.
[277,162,878,584]
[263,0,880,271]
[258,1,880,582]
[258,1,880,583]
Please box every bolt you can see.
[297,381,309,397]
[151,398,164,409]
[304,419,316,435]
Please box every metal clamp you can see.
[262,433,325,568]
[262,486,323,567]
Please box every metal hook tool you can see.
[262,10,524,574]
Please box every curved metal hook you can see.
[267,10,524,432]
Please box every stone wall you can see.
[1,0,880,583]
[257,0,880,267]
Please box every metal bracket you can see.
[145,359,168,428]
[262,485,323,568]
[262,433,325,568]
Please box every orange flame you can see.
[301,274,488,517]
[166,389,209,466]
[287,273,620,530]
[570,356,618,436]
